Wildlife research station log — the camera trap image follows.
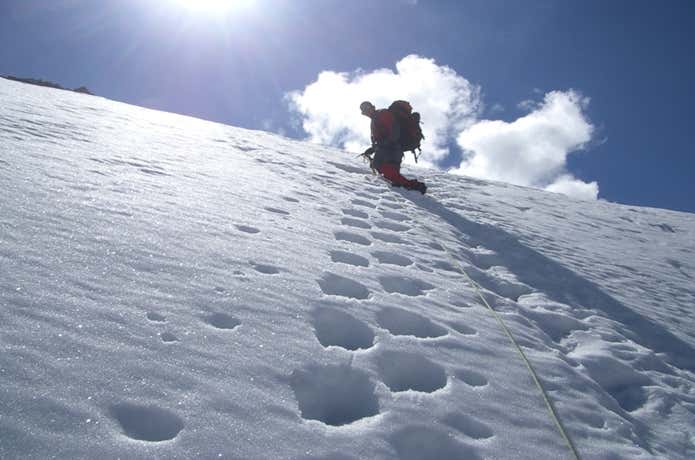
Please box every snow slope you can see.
[1,78,694,459]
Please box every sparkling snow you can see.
[1,78,694,459]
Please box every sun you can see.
[175,0,253,14]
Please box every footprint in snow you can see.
[317,272,370,300]
[264,206,290,216]
[160,332,179,343]
[312,308,375,351]
[376,306,447,338]
[282,196,299,203]
[381,201,404,210]
[378,275,435,296]
[341,217,372,229]
[146,312,166,322]
[441,412,494,440]
[521,308,589,342]
[650,223,676,233]
[334,231,371,246]
[454,368,488,388]
[371,250,413,266]
[205,312,241,330]
[342,208,369,219]
[370,231,407,245]
[379,210,409,222]
[465,268,532,302]
[389,426,482,460]
[372,219,410,232]
[570,351,652,412]
[329,250,369,267]
[235,224,260,234]
[351,198,377,209]
[290,364,379,426]
[431,259,460,273]
[376,350,447,393]
[251,263,280,275]
[234,144,259,152]
[354,191,374,200]
[110,402,184,442]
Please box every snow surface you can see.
[1,78,694,459]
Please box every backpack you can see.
[388,100,425,162]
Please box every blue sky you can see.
[1,0,693,212]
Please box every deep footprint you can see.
[342,208,369,219]
[380,210,409,222]
[371,251,413,266]
[252,263,280,275]
[370,231,407,244]
[318,272,370,299]
[146,312,166,322]
[290,364,380,426]
[376,351,447,393]
[378,276,434,296]
[334,231,371,246]
[206,312,241,330]
[160,332,179,343]
[454,368,488,388]
[376,307,447,338]
[312,308,375,351]
[372,220,410,232]
[341,217,372,229]
[111,403,184,442]
[329,250,369,267]
[351,199,377,209]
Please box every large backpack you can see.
[388,100,425,162]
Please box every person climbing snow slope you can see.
[360,101,427,194]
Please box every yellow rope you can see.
[440,240,581,460]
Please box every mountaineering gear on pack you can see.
[388,100,425,162]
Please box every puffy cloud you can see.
[287,55,481,162]
[454,90,596,199]
[287,56,598,200]
[546,174,599,201]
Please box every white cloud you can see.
[454,90,596,199]
[287,55,481,163]
[287,56,599,200]
[546,174,599,200]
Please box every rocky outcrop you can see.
[2,76,94,95]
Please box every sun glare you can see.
[176,0,253,14]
